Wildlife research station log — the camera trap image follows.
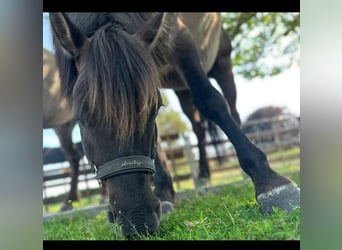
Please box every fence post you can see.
[182,133,199,190]
[164,134,180,190]
[272,119,285,162]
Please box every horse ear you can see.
[135,13,165,49]
[49,13,88,58]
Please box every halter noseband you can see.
[91,155,155,181]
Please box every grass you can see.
[43,168,300,240]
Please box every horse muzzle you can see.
[109,200,162,239]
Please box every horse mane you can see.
[53,13,162,146]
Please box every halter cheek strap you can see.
[91,155,155,181]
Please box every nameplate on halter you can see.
[94,155,156,180]
[121,160,143,167]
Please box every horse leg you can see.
[54,120,82,211]
[208,30,241,126]
[153,136,176,214]
[174,89,211,187]
[173,31,300,213]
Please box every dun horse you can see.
[43,48,83,211]
[49,12,300,238]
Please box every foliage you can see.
[221,12,300,80]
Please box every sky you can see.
[43,14,300,148]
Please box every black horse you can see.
[44,46,222,211]
[49,12,300,238]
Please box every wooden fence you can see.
[43,114,300,209]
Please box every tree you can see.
[221,12,300,80]
[156,91,190,136]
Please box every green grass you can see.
[158,184,300,240]
[43,169,300,240]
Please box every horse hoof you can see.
[161,201,174,214]
[60,203,73,212]
[198,177,211,188]
[257,182,300,214]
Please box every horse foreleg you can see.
[54,121,82,211]
[193,81,299,213]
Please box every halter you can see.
[91,155,155,181]
[90,136,157,184]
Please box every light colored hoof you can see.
[257,182,300,214]
[59,202,74,212]
[198,177,211,188]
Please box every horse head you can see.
[49,12,166,238]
